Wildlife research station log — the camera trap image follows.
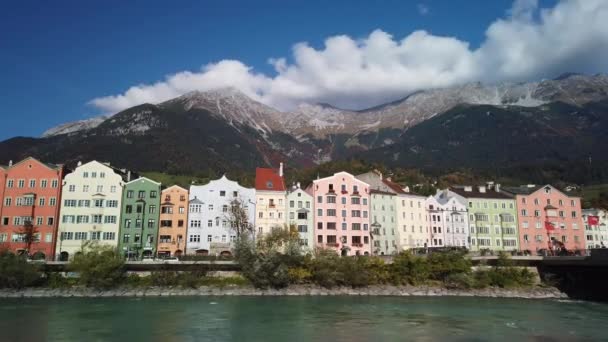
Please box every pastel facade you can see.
[286,183,314,251]
[55,161,129,260]
[397,193,430,250]
[370,190,398,255]
[187,176,255,255]
[449,185,519,252]
[157,186,189,257]
[117,177,161,259]
[582,208,608,249]
[429,190,469,248]
[0,157,64,259]
[309,172,371,256]
[503,185,584,252]
[255,164,287,237]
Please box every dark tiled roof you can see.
[500,185,543,195]
[189,198,204,205]
[450,186,512,199]
[255,167,286,191]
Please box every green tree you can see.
[69,244,125,289]
[0,251,41,289]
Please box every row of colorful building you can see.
[0,157,607,260]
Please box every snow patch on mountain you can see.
[42,115,109,137]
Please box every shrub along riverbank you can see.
[0,229,545,296]
[234,228,537,290]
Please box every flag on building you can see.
[544,221,556,231]
[587,216,600,225]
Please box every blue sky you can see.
[5,0,607,141]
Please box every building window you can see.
[103,232,116,240]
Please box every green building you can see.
[449,184,519,252]
[118,177,161,259]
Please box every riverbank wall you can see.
[0,285,567,299]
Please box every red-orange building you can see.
[0,157,65,259]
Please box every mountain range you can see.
[2,73,608,180]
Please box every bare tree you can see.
[226,197,253,239]
[16,220,39,256]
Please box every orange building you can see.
[157,185,189,257]
[0,157,65,259]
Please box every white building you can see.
[427,190,469,248]
[255,164,287,236]
[582,208,608,249]
[286,183,314,251]
[397,192,430,250]
[357,170,428,252]
[55,161,130,260]
[186,175,255,256]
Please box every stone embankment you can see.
[0,285,567,299]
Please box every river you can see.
[1,296,606,341]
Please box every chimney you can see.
[443,189,449,198]
[495,184,501,192]
[403,186,410,193]
[297,182,301,189]
[478,185,486,193]
[279,162,283,177]
[77,161,82,167]
[386,177,392,182]
[127,170,131,182]
[8,160,12,167]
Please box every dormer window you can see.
[544,187,551,194]
[267,181,273,189]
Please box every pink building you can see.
[307,172,371,256]
[502,184,585,253]
[0,157,65,259]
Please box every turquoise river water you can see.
[0,296,607,341]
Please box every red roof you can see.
[255,167,286,191]
[382,178,406,194]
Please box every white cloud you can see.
[417,3,430,16]
[90,0,608,113]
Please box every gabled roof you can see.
[501,184,579,198]
[3,156,62,171]
[255,167,285,191]
[450,186,512,199]
[162,185,188,192]
[76,160,136,182]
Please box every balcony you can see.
[326,243,339,248]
